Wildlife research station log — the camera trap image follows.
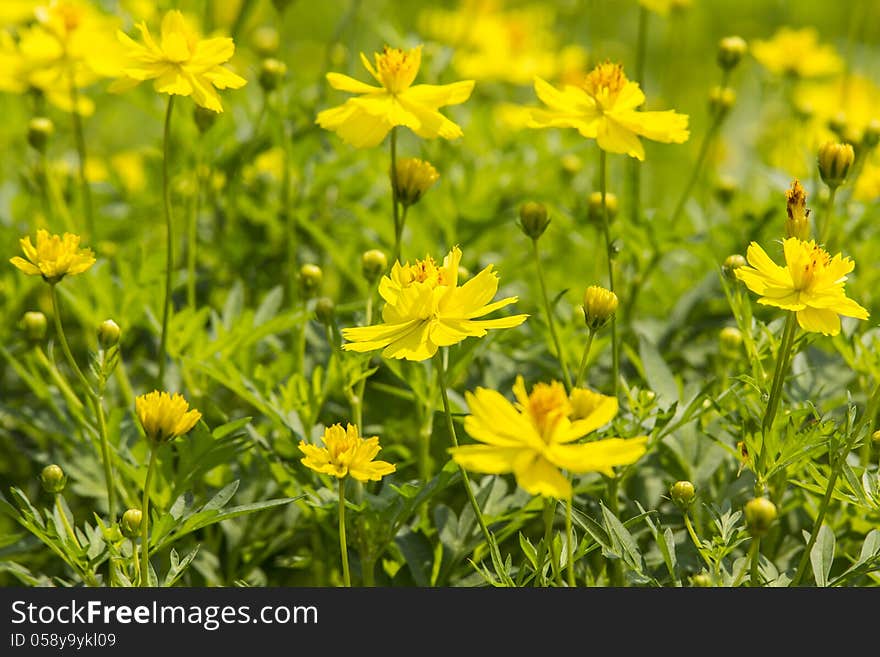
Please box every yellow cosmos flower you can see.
[796,74,880,144]
[135,390,202,444]
[734,238,869,335]
[316,45,475,148]
[529,61,689,160]
[854,153,880,202]
[112,10,247,112]
[752,27,842,79]
[449,376,648,499]
[298,423,396,482]
[10,229,95,283]
[341,246,527,361]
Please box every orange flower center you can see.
[791,243,830,290]
[376,46,418,94]
[583,61,627,106]
[400,256,447,288]
[527,382,572,442]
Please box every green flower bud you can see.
[393,158,440,207]
[28,117,54,152]
[97,319,120,349]
[717,36,747,71]
[518,201,550,240]
[362,249,388,282]
[720,326,743,357]
[691,573,712,587]
[871,429,880,444]
[40,464,67,494]
[22,311,47,342]
[708,86,736,118]
[299,264,323,299]
[259,58,287,92]
[315,297,335,325]
[582,285,618,332]
[744,497,777,537]
[818,141,855,189]
[714,176,738,205]
[670,480,696,508]
[587,191,618,224]
[121,509,143,539]
[722,254,746,279]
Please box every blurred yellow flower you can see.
[0,0,121,115]
[449,376,648,499]
[420,2,587,85]
[855,154,880,202]
[111,150,148,193]
[136,391,202,444]
[316,45,475,148]
[796,74,880,143]
[393,157,439,207]
[112,9,247,112]
[10,229,95,283]
[752,27,842,79]
[299,423,396,482]
[735,238,868,335]
[529,61,689,160]
[0,0,40,24]
[341,246,527,361]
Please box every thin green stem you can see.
[352,289,375,432]
[761,312,798,442]
[390,127,402,263]
[628,5,648,226]
[605,476,622,586]
[95,392,116,520]
[575,330,596,389]
[749,537,761,587]
[684,512,713,570]
[532,239,572,391]
[158,96,176,387]
[598,150,619,397]
[819,186,838,247]
[536,498,555,586]
[669,114,723,229]
[566,496,575,587]
[436,352,510,584]
[68,75,94,237]
[131,537,140,586]
[338,478,351,587]
[49,285,94,399]
[140,446,159,587]
[187,150,205,310]
[55,495,81,549]
[33,345,84,414]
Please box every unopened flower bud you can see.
[251,26,279,57]
[193,105,217,133]
[259,58,287,92]
[27,117,54,152]
[784,179,811,239]
[582,285,618,331]
[361,249,388,283]
[744,497,777,537]
[720,326,743,357]
[121,508,143,539]
[561,153,583,175]
[587,191,618,224]
[393,158,439,207]
[722,253,746,278]
[817,141,854,189]
[714,176,737,205]
[299,264,323,299]
[717,36,747,71]
[670,480,696,508]
[40,464,66,494]
[97,319,120,349]
[22,311,47,341]
[708,86,736,118]
[518,201,550,240]
[872,429,880,444]
[862,119,880,150]
[315,297,335,324]
[691,573,712,587]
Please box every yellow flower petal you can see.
[513,455,571,499]
[546,437,649,477]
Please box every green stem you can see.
[140,446,159,587]
[390,127,402,263]
[575,330,596,389]
[669,114,723,229]
[131,538,140,586]
[761,312,798,444]
[158,96,176,388]
[49,284,94,399]
[598,149,619,397]
[33,345,84,414]
[338,477,351,587]
[536,498,555,586]
[532,239,573,391]
[95,392,116,520]
[605,476,622,586]
[628,5,648,226]
[566,495,575,587]
[68,74,94,238]
[819,186,838,247]
[55,495,81,549]
[684,511,713,570]
[187,151,205,310]
[352,290,375,431]
[749,537,761,587]
[436,352,510,584]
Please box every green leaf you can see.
[638,336,678,409]
[810,525,835,587]
[601,505,643,572]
